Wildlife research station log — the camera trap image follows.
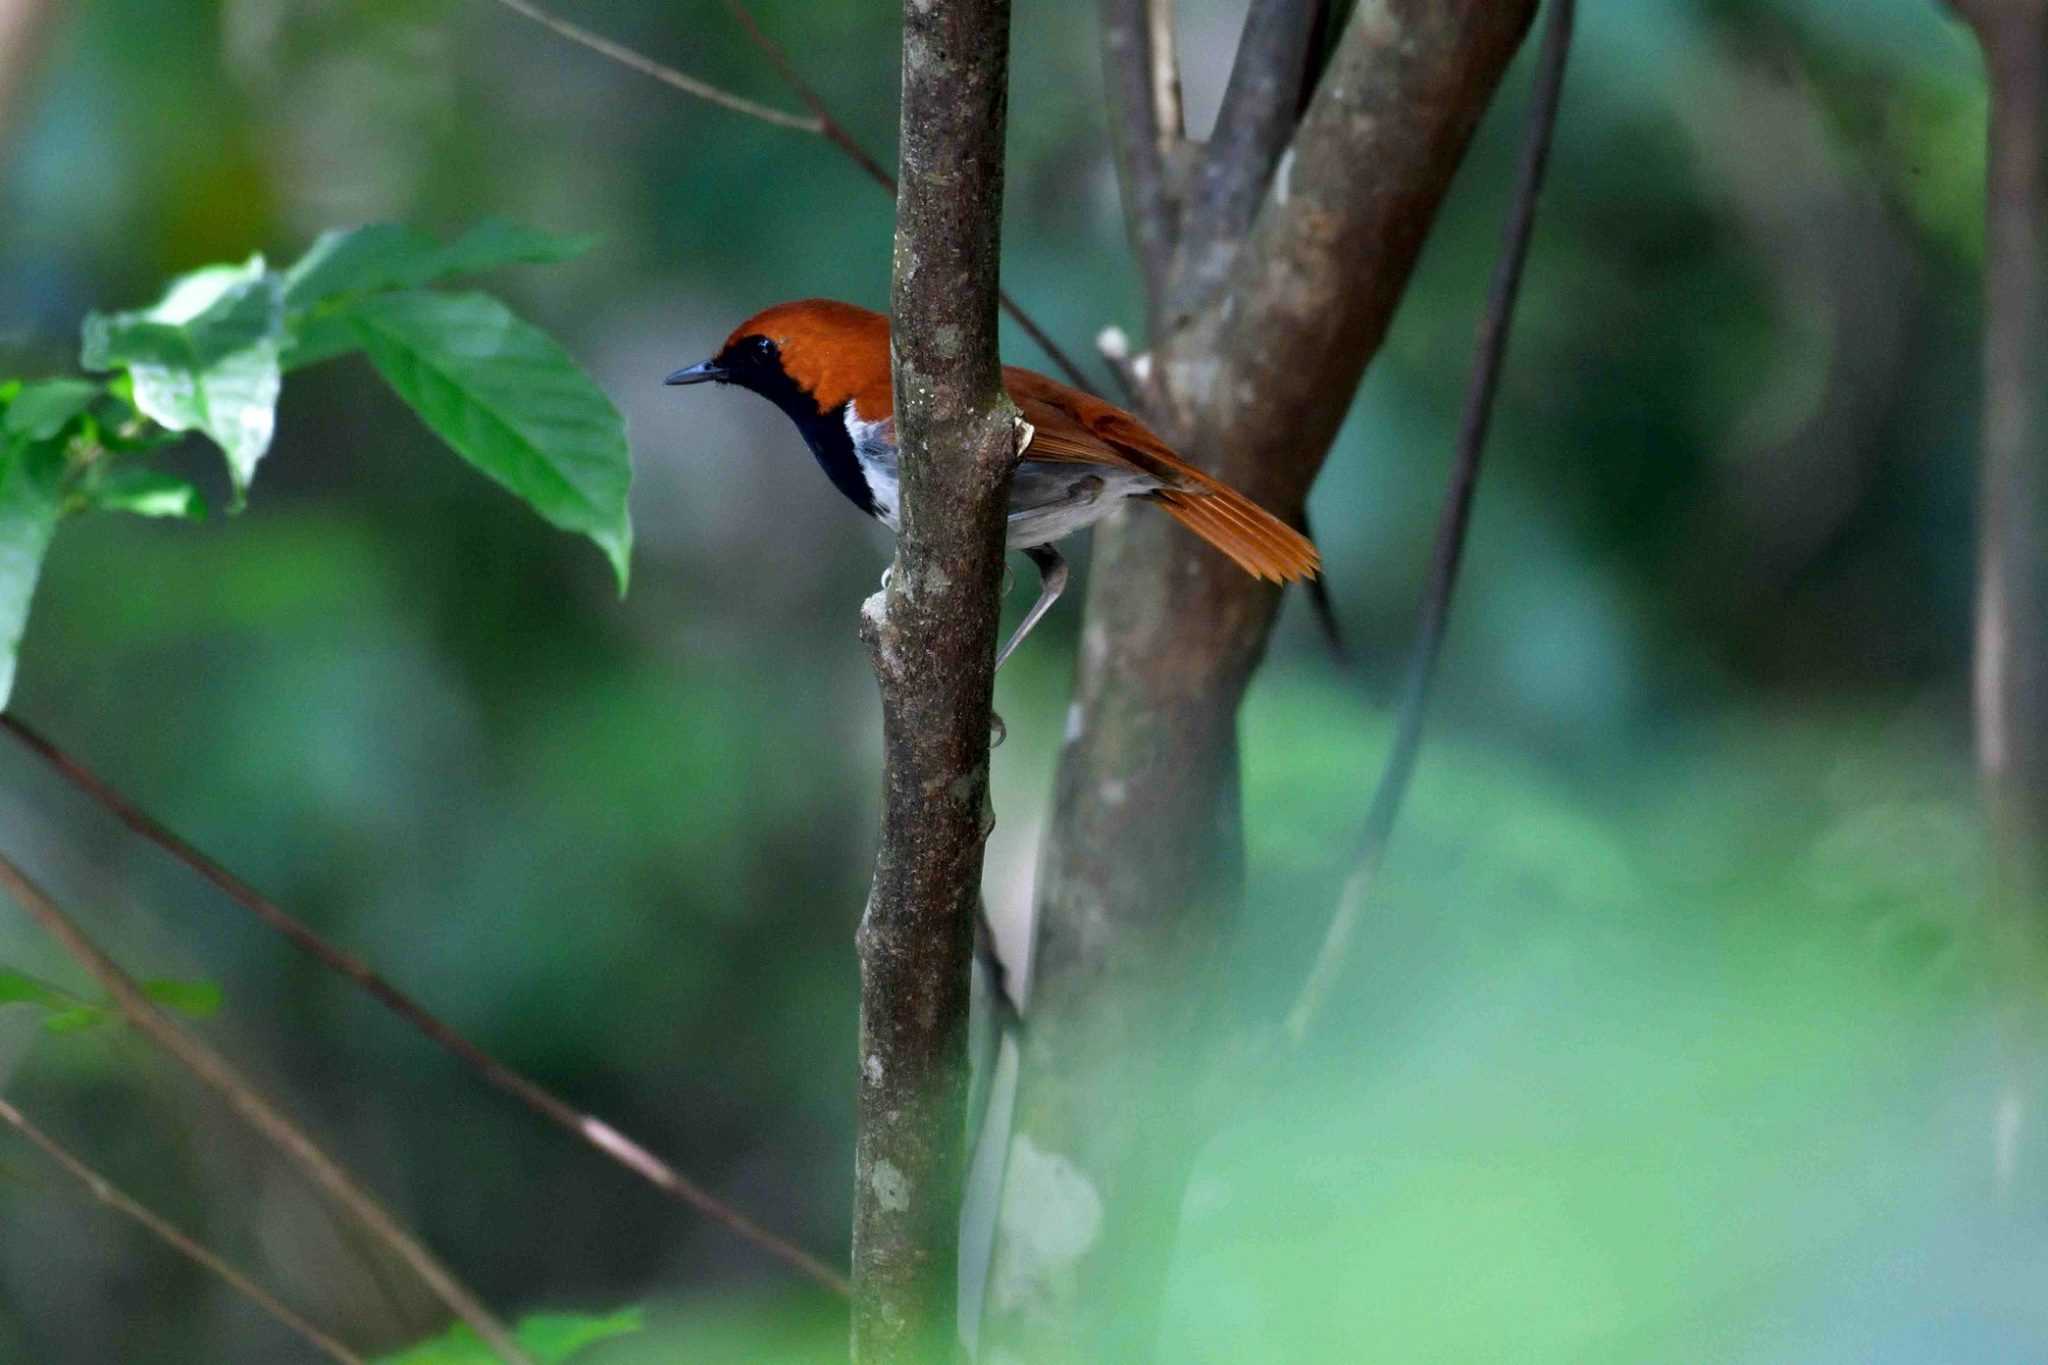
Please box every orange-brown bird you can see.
[666,299,1319,666]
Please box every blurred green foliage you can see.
[0,0,2037,1361]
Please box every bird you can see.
[665,299,1319,668]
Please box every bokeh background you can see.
[1,0,2038,1360]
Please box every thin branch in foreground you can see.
[1286,0,1575,1045]
[851,0,1018,1348]
[0,1096,364,1365]
[0,714,849,1299]
[484,0,1098,393]
[0,852,533,1365]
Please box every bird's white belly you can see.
[846,411,1158,549]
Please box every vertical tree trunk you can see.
[852,0,1018,1357]
[984,3,1537,1356]
[1950,0,2048,1199]
[1959,1,2048,923]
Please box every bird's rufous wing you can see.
[1000,366,1319,583]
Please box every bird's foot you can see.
[1014,416,1037,458]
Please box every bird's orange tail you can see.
[1153,484,1320,583]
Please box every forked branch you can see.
[1169,0,1321,320]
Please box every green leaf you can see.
[283,220,596,310]
[0,968,220,1034]
[80,256,285,501]
[280,312,365,373]
[0,439,64,710]
[431,218,598,279]
[141,977,223,1018]
[346,291,631,591]
[90,467,205,520]
[41,1006,107,1035]
[0,968,78,1012]
[3,380,102,442]
[283,224,440,308]
[377,1308,643,1364]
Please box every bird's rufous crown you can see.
[724,299,894,420]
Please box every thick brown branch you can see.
[0,852,533,1365]
[0,714,848,1297]
[852,0,1018,1356]
[1288,0,1575,1044]
[989,2,1537,1355]
[0,1096,364,1365]
[1167,0,1320,322]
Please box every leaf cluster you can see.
[0,221,632,709]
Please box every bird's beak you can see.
[664,359,726,386]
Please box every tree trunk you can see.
[1957,0,2048,930]
[852,0,1018,1357]
[984,2,1538,1356]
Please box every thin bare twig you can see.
[487,0,818,130]
[0,714,850,1298]
[1146,0,1184,148]
[1103,0,1182,314]
[0,1096,364,1364]
[716,0,893,188]
[1286,0,1574,1045]
[485,0,1097,392]
[0,852,533,1365]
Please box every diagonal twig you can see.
[0,851,533,1365]
[0,1095,365,1365]
[485,0,1099,394]
[718,0,1097,395]
[1286,0,1575,1045]
[0,713,850,1297]
[486,0,818,130]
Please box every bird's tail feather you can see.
[1154,485,1321,583]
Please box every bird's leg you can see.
[994,544,1069,672]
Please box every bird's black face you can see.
[664,329,877,518]
[664,334,780,392]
